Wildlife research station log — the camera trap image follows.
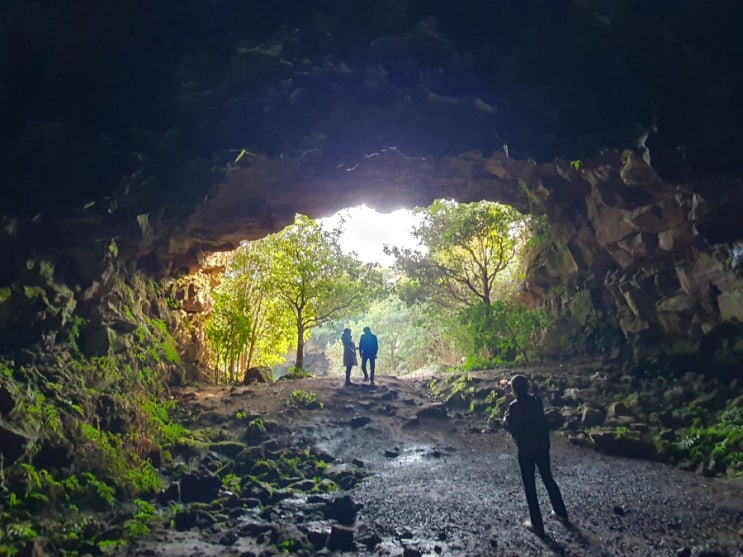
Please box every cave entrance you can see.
[194,199,541,385]
[318,205,423,268]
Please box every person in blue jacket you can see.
[358,326,379,384]
[503,374,568,535]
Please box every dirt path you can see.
[125,374,743,557]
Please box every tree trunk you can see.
[295,314,305,370]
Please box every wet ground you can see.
[121,373,743,556]
[305,376,743,556]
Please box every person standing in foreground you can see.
[341,328,358,385]
[503,374,569,535]
[358,326,379,384]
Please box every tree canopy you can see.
[387,200,551,363]
[388,199,528,309]
[206,214,383,380]
[206,242,294,382]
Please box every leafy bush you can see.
[667,406,743,474]
[286,390,324,410]
[283,367,314,379]
[461,300,553,364]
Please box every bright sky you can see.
[319,205,423,266]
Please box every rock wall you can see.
[1,1,742,369]
[523,150,743,367]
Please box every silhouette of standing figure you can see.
[503,374,568,535]
[358,326,378,384]
[341,328,357,385]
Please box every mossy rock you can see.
[589,427,657,459]
[243,366,274,384]
[208,441,247,459]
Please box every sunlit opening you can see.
[318,205,425,267]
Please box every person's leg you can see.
[535,450,568,519]
[518,453,544,533]
[361,356,369,380]
[369,358,376,382]
[345,365,352,384]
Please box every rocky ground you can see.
[115,370,743,557]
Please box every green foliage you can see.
[206,239,294,382]
[390,200,529,310]
[246,417,266,440]
[3,522,37,545]
[462,353,500,371]
[80,472,116,508]
[235,410,248,420]
[461,299,553,363]
[518,178,540,207]
[570,159,582,170]
[138,397,187,446]
[429,377,442,397]
[283,367,314,379]
[286,390,325,410]
[222,473,242,493]
[277,540,305,554]
[65,314,87,353]
[386,200,547,368]
[430,372,479,404]
[207,214,384,377]
[260,214,384,369]
[0,268,188,550]
[665,406,743,474]
[9,463,121,514]
[323,295,465,375]
[123,498,158,538]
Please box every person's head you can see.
[510,374,529,399]
[342,328,351,337]
[363,326,371,333]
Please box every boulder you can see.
[0,423,28,466]
[326,525,355,551]
[0,383,14,415]
[243,366,274,384]
[605,401,636,425]
[180,470,222,503]
[581,406,606,427]
[588,428,656,459]
[324,494,359,526]
[718,292,743,322]
[544,407,565,428]
[416,403,448,419]
[173,508,217,531]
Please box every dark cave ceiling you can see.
[1,1,742,241]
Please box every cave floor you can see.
[120,373,743,557]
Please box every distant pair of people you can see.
[341,327,378,385]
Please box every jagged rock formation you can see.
[1,1,742,367]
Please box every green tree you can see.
[461,299,553,365]
[206,242,293,382]
[389,199,527,308]
[388,200,531,359]
[259,214,383,370]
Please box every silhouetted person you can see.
[341,328,358,385]
[503,374,568,535]
[358,326,378,384]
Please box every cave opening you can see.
[193,198,544,385]
[2,2,743,553]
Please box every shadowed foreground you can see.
[118,375,743,557]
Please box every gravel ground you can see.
[121,373,743,557]
[308,376,743,557]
